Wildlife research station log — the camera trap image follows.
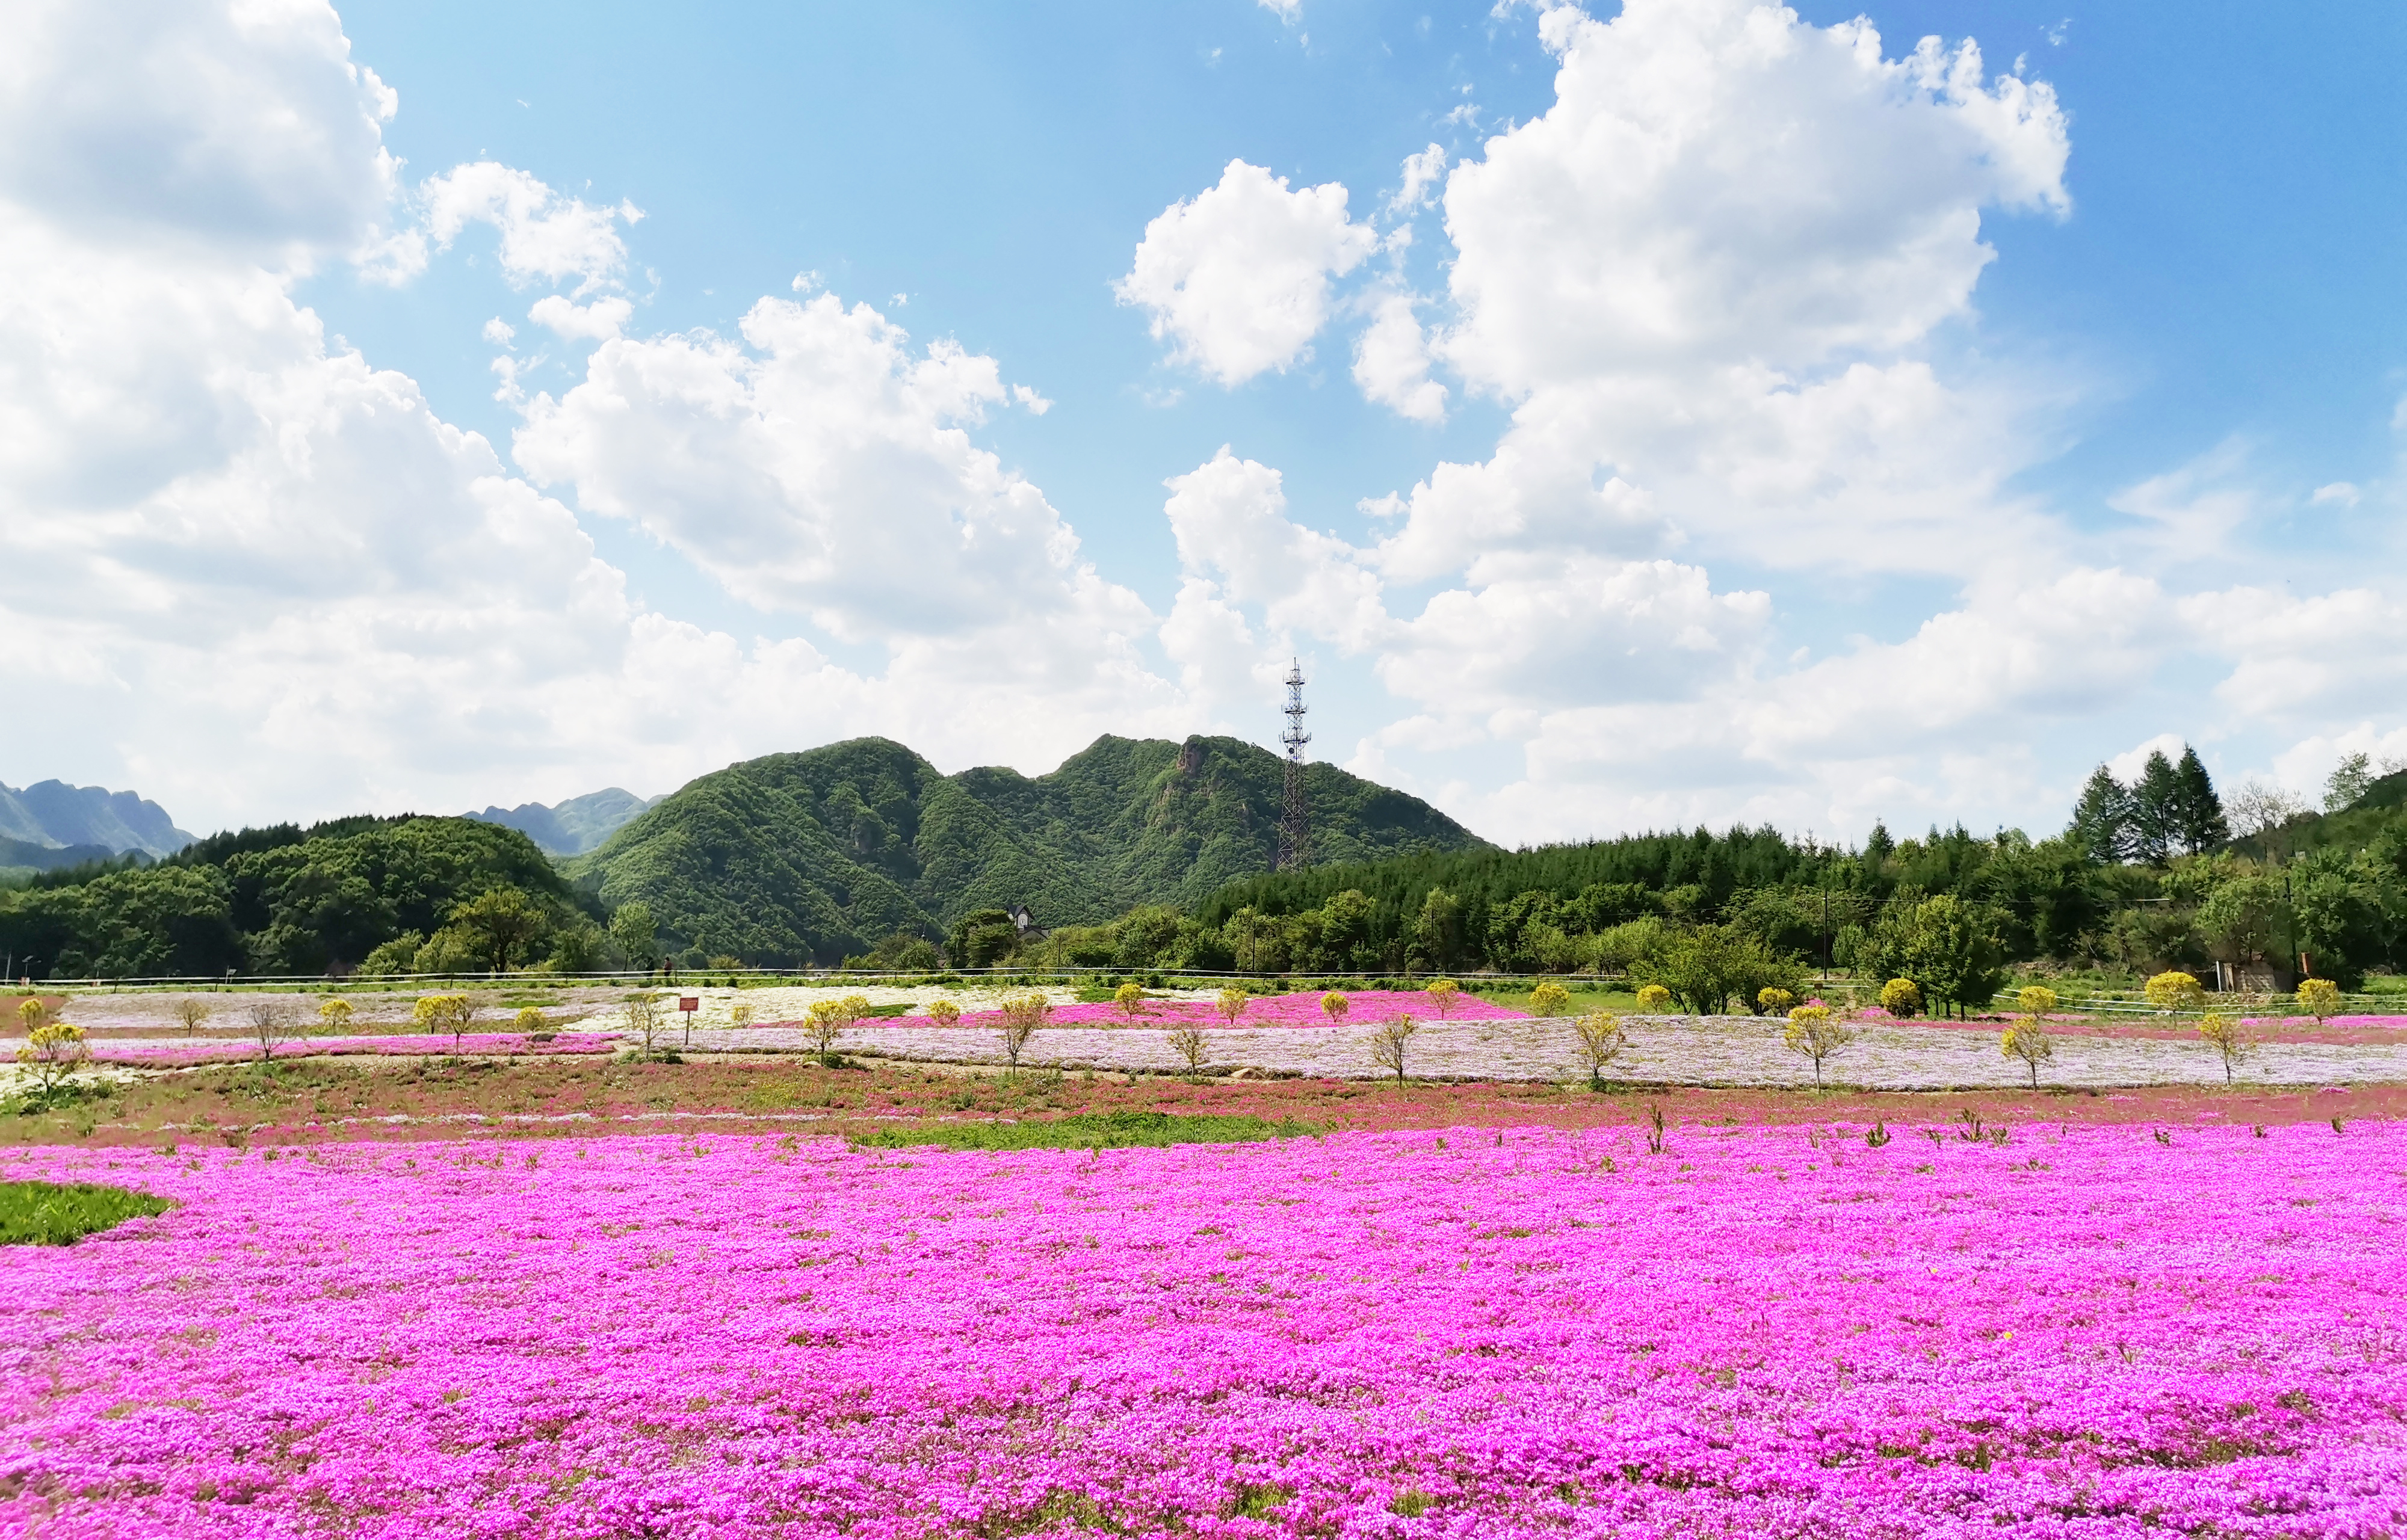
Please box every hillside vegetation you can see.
[570,734,1487,966]
[1124,755,2407,1002]
[0,816,604,979]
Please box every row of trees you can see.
[913,745,2405,991]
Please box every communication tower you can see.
[1278,658,1310,871]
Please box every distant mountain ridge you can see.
[464,788,661,855]
[0,780,193,860]
[570,733,1491,966]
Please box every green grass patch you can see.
[854,1109,1313,1153]
[0,1181,176,1245]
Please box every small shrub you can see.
[1530,981,1571,1018]
[17,1020,91,1094]
[244,999,302,1062]
[998,993,1051,1073]
[511,1005,546,1033]
[1321,990,1350,1025]
[1865,1120,1891,1148]
[805,1000,848,1068]
[2145,972,2204,1014]
[1114,981,1148,1021]
[1569,1011,1629,1090]
[1879,978,1922,1018]
[1635,984,1672,1014]
[1368,1015,1420,1083]
[172,999,211,1036]
[1781,1005,1853,1087]
[925,997,962,1027]
[2296,978,2342,1024]
[411,994,474,1054]
[2198,1011,2251,1083]
[1216,987,1250,1026]
[1166,1024,1210,1074]
[2001,1018,2056,1089]
[1424,979,1460,1018]
[1757,987,1796,1016]
[318,999,354,1031]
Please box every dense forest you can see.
[992,748,2407,1004]
[0,815,644,981]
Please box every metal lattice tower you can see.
[1277,658,1311,871]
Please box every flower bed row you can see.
[84,1032,618,1067]
[3,1120,2401,1536]
[769,988,1535,1032]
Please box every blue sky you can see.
[4,0,2404,845]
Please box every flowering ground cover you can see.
[1898,1014,2407,1046]
[82,1032,618,1068]
[5,1118,2405,1537]
[857,990,1534,1032]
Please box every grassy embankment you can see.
[4,1053,2396,1152]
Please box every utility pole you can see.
[1277,658,1311,872]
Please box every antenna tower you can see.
[1278,658,1311,871]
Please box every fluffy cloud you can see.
[1361,0,2076,582]
[0,0,398,266]
[1351,291,1448,424]
[514,295,1124,648]
[0,0,1196,832]
[529,294,632,341]
[1160,448,1389,652]
[382,161,641,291]
[1441,1,2067,398]
[1116,160,1377,387]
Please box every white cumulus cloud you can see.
[1116,159,1378,387]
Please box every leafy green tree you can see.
[2326,752,2375,813]
[2195,872,2287,977]
[1113,905,1184,970]
[448,887,550,975]
[1407,887,1463,972]
[1312,889,1379,972]
[946,908,1019,970]
[1639,924,1803,1017]
[357,931,422,976]
[610,902,660,972]
[1903,895,2008,1018]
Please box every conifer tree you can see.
[2171,745,2228,854]
[2070,765,2133,864]
[2130,750,2182,865]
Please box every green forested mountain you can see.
[570,734,1488,966]
[0,815,598,979]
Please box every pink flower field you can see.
[4,1121,2403,1538]
[912,990,1532,1032]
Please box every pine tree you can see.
[2070,766,2132,864]
[2130,750,2181,865]
[2172,745,2228,854]
[1864,820,1896,863]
